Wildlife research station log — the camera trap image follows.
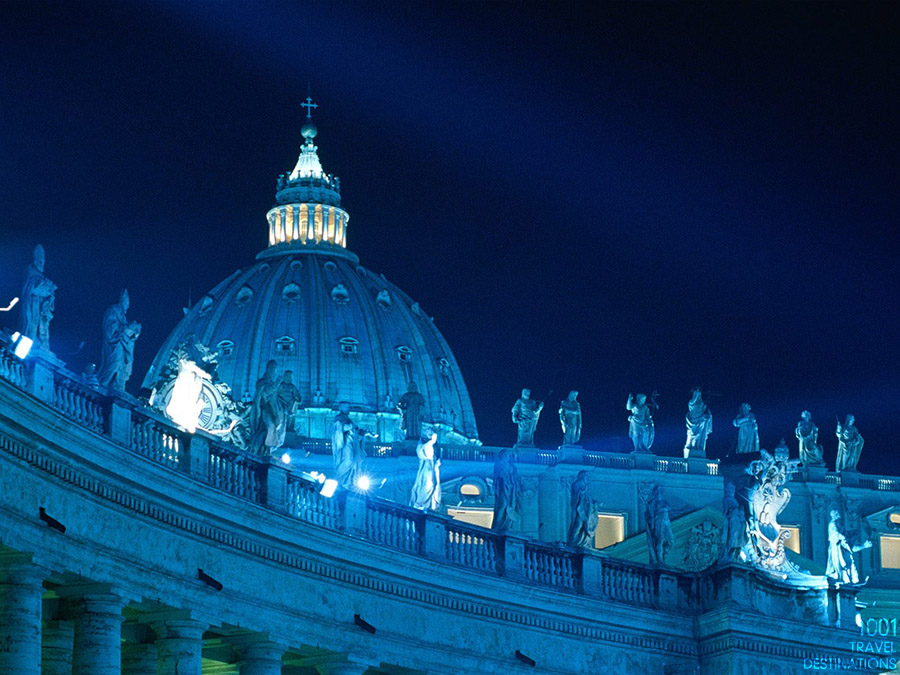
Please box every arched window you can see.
[275,335,296,352]
[235,285,254,306]
[282,282,301,302]
[438,357,450,375]
[396,345,413,363]
[339,337,359,355]
[216,339,235,356]
[331,283,350,304]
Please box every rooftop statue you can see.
[492,449,520,532]
[559,390,582,447]
[683,387,712,459]
[567,470,597,548]
[732,403,759,455]
[643,485,674,565]
[249,360,286,455]
[835,414,864,473]
[409,430,441,511]
[19,244,56,350]
[277,370,302,432]
[796,410,824,467]
[826,509,871,585]
[720,482,749,562]
[98,290,141,390]
[397,381,426,441]
[512,388,544,447]
[331,403,375,491]
[626,391,657,453]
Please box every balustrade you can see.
[53,372,105,433]
[523,542,580,590]
[286,477,341,529]
[445,522,500,574]
[365,500,423,554]
[130,412,182,469]
[0,346,27,388]
[598,559,655,605]
[208,444,263,503]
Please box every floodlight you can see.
[356,475,371,491]
[320,478,338,498]
[10,332,33,359]
[281,452,291,464]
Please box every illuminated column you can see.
[236,640,287,675]
[121,642,157,674]
[69,591,126,675]
[327,207,335,243]
[314,205,323,243]
[42,619,75,675]
[304,204,313,241]
[153,619,207,675]
[0,554,46,675]
[336,211,344,247]
[291,204,299,242]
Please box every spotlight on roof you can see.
[356,475,371,491]
[10,332,33,359]
[320,478,338,498]
[281,452,291,465]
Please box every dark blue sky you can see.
[1,1,898,472]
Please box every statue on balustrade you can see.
[559,390,582,446]
[626,391,657,453]
[512,388,543,447]
[331,403,375,491]
[644,485,674,565]
[249,359,286,454]
[165,358,210,433]
[410,430,441,511]
[826,509,871,585]
[795,410,824,466]
[98,290,141,390]
[683,387,712,458]
[492,449,520,532]
[397,381,426,441]
[567,470,597,548]
[19,244,56,350]
[277,370,302,432]
[720,483,749,562]
[835,414,864,472]
[732,403,759,455]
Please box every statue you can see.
[643,485,674,565]
[720,483,749,562]
[511,389,544,447]
[745,449,800,571]
[567,470,597,548]
[626,392,657,453]
[835,414,864,472]
[397,381,426,441]
[558,391,582,446]
[249,360,286,454]
[19,244,56,350]
[732,403,759,455]
[331,403,374,491]
[165,358,210,433]
[795,411,824,466]
[277,370,302,432]
[97,290,141,390]
[492,449,520,531]
[409,431,441,510]
[683,387,712,458]
[81,363,100,389]
[826,510,871,585]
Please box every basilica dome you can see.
[142,108,479,445]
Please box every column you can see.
[153,619,207,675]
[42,619,74,675]
[315,663,371,675]
[0,554,47,675]
[121,642,156,675]
[69,591,126,675]
[237,640,286,675]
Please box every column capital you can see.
[151,617,209,640]
[0,551,49,586]
[58,583,127,619]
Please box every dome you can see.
[143,105,479,445]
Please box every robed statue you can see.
[492,449,520,531]
[277,370,302,432]
[397,381,426,440]
[643,485,674,565]
[250,360,286,454]
[567,470,597,548]
[835,414,864,472]
[19,244,56,350]
[626,392,657,453]
[409,431,441,510]
[511,388,543,447]
[559,390,582,446]
[98,290,141,390]
[683,387,712,458]
[720,483,749,562]
[795,410,824,466]
[732,403,759,455]
[331,403,375,490]
[826,510,871,584]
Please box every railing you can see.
[445,520,500,574]
[130,410,182,469]
[859,476,900,491]
[598,558,655,605]
[365,498,423,554]
[208,443,263,503]
[524,542,580,590]
[0,347,27,388]
[583,452,635,470]
[52,371,105,434]
[286,476,341,529]
[655,458,688,473]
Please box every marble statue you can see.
[409,431,441,511]
[567,470,597,548]
[732,403,759,455]
[835,414,864,472]
[249,360,286,454]
[745,449,800,572]
[626,392,657,453]
[720,483,748,562]
[331,403,375,491]
[277,370,302,432]
[559,390,582,446]
[165,358,210,433]
[826,509,871,585]
[19,244,56,350]
[397,381,426,441]
[81,363,100,389]
[795,411,824,466]
[683,388,712,458]
[511,389,543,447]
[492,449,520,531]
[644,485,674,565]
[98,290,141,390]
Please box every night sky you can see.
[1,2,898,474]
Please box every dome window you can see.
[216,339,235,356]
[235,286,254,306]
[324,261,337,273]
[282,282,301,303]
[275,335,296,353]
[460,482,482,497]
[259,263,271,273]
[356,266,367,277]
[331,283,350,304]
[289,259,302,270]
[396,346,413,363]
[197,295,214,315]
[376,289,392,309]
[438,357,450,375]
[339,337,360,355]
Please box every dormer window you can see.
[331,283,350,304]
[438,357,450,375]
[216,339,235,356]
[275,336,296,352]
[282,282,301,302]
[396,346,412,363]
[339,337,359,355]
[235,286,254,306]
[198,295,214,315]
[376,289,392,309]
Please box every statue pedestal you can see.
[804,465,828,483]
[839,470,860,487]
[557,445,582,464]
[631,452,655,471]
